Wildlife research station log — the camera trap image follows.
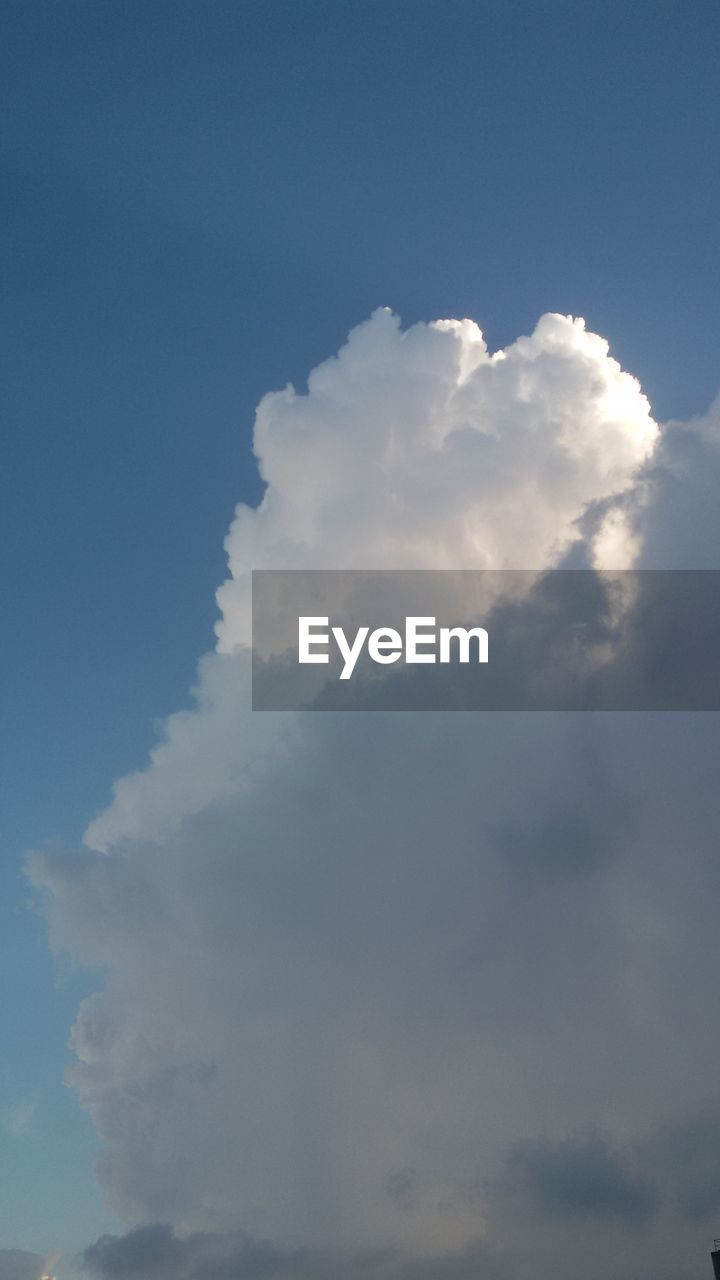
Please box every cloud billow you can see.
[27,310,720,1280]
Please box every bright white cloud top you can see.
[217,308,657,651]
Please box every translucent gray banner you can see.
[251,570,720,711]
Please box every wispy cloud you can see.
[6,1099,37,1138]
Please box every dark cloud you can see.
[490,1129,659,1224]
[83,1224,302,1280]
[493,799,632,880]
[82,1226,503,1280]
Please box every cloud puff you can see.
[217,308,657,651]
[27,311,720,1280]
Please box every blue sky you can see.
[2,0,720,1272]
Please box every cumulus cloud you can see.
[82,308,657,852]
[27,310,720,1280]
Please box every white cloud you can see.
[216,308,657,651]
[82,308,657,853]
[28,310,720,1280]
